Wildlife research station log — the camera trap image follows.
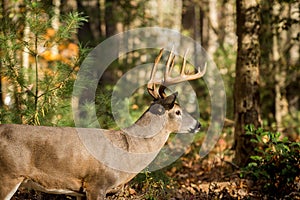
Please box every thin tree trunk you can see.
[105,0,118,37]
[22,9,30,73]
[0,0,6,107]
[207,0,218,57]
[99,0,106,37]
[181,0,195,35]
[77,0,101,46]
[273,2,289,132]
[234,0,261,166]
[51,0,60,56]
[194,4,201,67]
[259,0,275,127]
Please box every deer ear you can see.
[162,92,178,110]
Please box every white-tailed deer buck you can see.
[0,49,206,200]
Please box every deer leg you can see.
[76,196,85,200]
[85,187,106,200]
[0,176,23,200]
[86,191,106,200]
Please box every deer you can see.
[0,48,206,200]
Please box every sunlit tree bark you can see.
[51,0,60,56]
[234,0,261,166]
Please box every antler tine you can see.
[181,48,189,75]
[159,48,175,99]
[148,48,207,100]
[169,55,176,76]
[164,46,174,81]
[164,52,207,85]
[147,48,164,99]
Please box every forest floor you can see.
[13,131,300,200]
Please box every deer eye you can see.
[175,110,181,115]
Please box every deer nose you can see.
[197,122,201,129]
[191,121,201,133]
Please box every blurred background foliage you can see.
[0,0,298,136]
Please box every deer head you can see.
[144,48,207,135]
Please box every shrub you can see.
[242,125,300,197]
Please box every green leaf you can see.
[250,138,258,143]
[256,134,263,143]
[250,155,263,161]
[275,132,281,139]
[248,162,258,167]
[281,136,289,143]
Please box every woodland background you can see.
[0,0,299,199]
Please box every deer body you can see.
[0,49,206,199]
[0,124,134,199]
[0,103,200,200]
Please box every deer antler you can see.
[147,49,164,99]
[147,48,207,99]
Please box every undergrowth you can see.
[241,125,300,198]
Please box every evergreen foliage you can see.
[0,1,88,126]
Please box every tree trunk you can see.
[273,2,290,132]
[77,0,101,47]
[234,0,261,166]
[207,0,218,57]
[181,0,195,34]
[259,0,275,127]
[105,0,118,37]
[0,0,7,107]
[51,0,60,56]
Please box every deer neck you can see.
[125,118,170,153]
[96,113,171,173]
[104,111,171,154]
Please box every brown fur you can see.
[0,101,200,200]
